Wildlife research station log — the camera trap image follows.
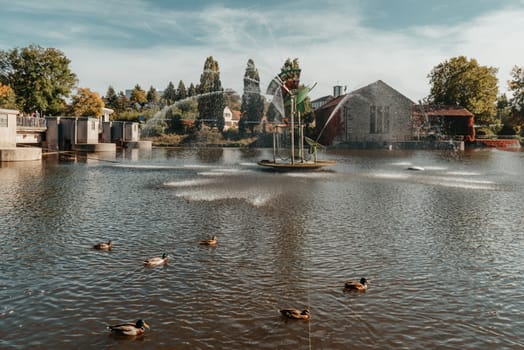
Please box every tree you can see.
[104,86,118,109]
[176,80,187,101]
[240,59,265,135]
[162,81,176,106]
[501,65,524,134]
[70,87,104,117]
[0,45,77,115]
[187,83,197,97]
[197,56,225,131]
[0,82,17,109]
[146,85,159,106]
[114,91,130,114]
[427,56,498,126]
[130,84,147,109]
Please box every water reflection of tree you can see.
[196,147,223,163]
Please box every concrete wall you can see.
[111,121,139,142]
[46,117,60,151]
[0,109,18,148]
[77,118,99,144]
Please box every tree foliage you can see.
[197,56,225,131]
[70,87,105,117]
[508,66,524,115]
[176,80,187,101]
[104,86,118,110]
[240,59,265,135]
[0,45,77,115]
[427,56,498,126]
[0,82,17,109]
[146,85,159,106]
[188,83,197,97]
[505,65,524,134]
[162,81,176,106]
[130,84,147,109]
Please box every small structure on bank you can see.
[0,109,41,161]
[46,117,151,152]
[412,105,475,142]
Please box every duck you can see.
[344,277,368,291]
[94,240,112,250]
[199,235,218,246]
[144,253,168,267]
[108,319,150,336]
[280,308,310,320]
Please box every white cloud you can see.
[17,1,522,102]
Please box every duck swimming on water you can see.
[279,308,310,320]
[199,235,218,246]
[108,319,149,336]
[344,277,368,291]
[144,253,168,267]
[94,240,112,250]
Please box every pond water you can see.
[0,147,523,349]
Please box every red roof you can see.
[413,105,474,117]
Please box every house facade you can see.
[223,106,240,131]
[315,80,414,147]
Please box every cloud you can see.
[2,1,524,101]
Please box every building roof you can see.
[413,105,474,117]
[315,80,415,112]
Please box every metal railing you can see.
[16,116,47,128]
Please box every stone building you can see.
[315,80,414,147]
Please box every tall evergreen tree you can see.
[104,85,118,110]
[146,85,159,106]
[176,80,187,101]
[197,56,225,131]
[162,81,176,106]
[188,83,197,97]
[240,59,265,135]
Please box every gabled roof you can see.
[315,94,347,111]
[315,80,414,112]
[413,105,474,117]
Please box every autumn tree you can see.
[427,56,498,126]
[240,59,265,136]
[130,84,147,109]
[197,56,225,131]
[0,45,77,115]
[70,87,104,117]
[0,82,17,109]
[114,91,130,114]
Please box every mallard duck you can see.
[344,277,368,291]
[94,240,112,250]
[280,308,310,320]
[108,319,149,336]
[144,253,168,267]
[199,235,218,246]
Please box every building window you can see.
[0,116,7,128]
[370,106,376,133]
[91,120,96,130]
[370,105,390,134]
[343,106,352,141]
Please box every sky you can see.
[1,0,524,102]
